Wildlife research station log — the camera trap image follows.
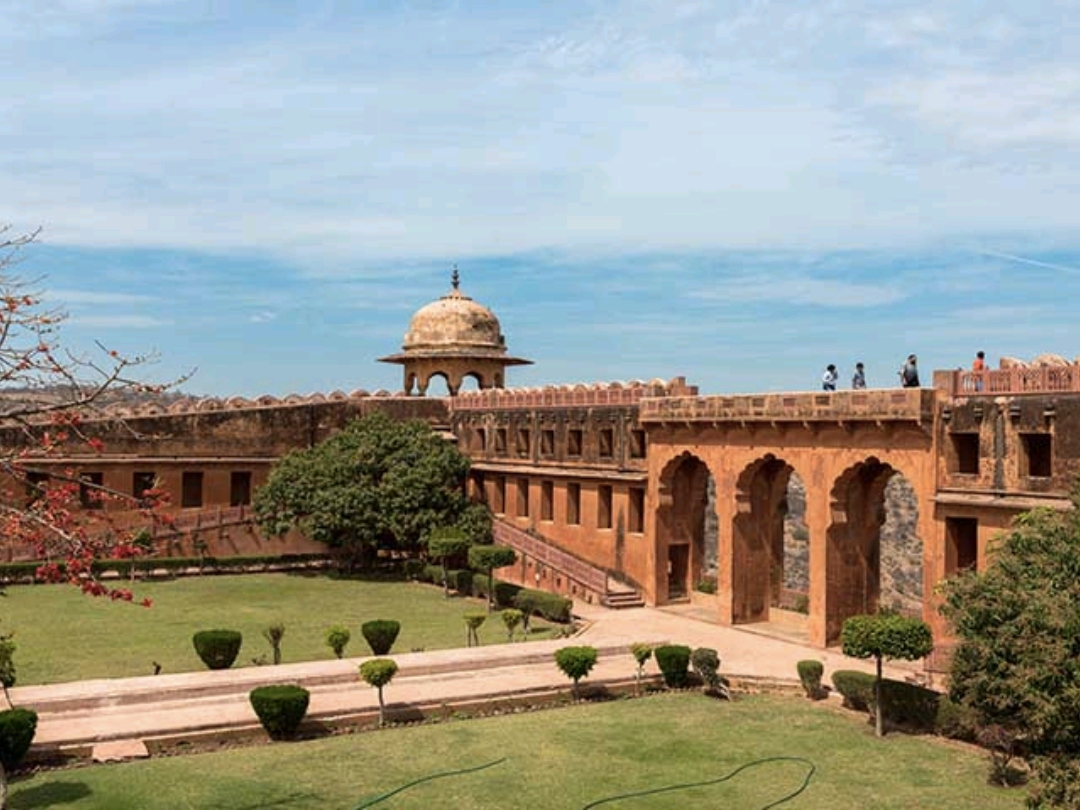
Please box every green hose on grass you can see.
[353,755,815,809]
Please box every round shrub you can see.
[192,629,243,670]
[831,670,875,712]
[654,644,692,689]
[0,708,38,772]
[796,659,825,700]
[690,647,722,693]
[554,646,598,686]
[249,684,310,739]
[325,626,351,659]
[361,620,401,656]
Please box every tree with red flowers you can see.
[0,225,182,806]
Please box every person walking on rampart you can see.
[852,362,866,389]
[899,354,920,388]
[972,351,986,391]
[822,364,839,391]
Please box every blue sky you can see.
[3,0,1079,396]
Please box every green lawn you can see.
[8,693,1023,810]
[1,574,559,685]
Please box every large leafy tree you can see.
[940,494,1080,808]
[254,411,473,567]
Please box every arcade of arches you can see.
[649,425,931,647]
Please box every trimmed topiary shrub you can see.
[514,589,573,624]
[361,620,401,656]
[359,658,398,727]
[797,660,826,700]
[403,559,425,580]
[192,629,243,670]
[654,644,692,689]
[831,670,875,712]
[249,684,310,740]
[493,581,523,608]
[325,626,351,659]
[554,646,598,699]
[691,647,729,698]
[0,708,38,772]
[464,611,487,647]
[421,564,443,585]
[447,569,474,596]
[501,608,524,641]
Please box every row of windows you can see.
[948,431,1052,477]
[487,476,646,533]
[25,470,254,509]
[475,426,646,461]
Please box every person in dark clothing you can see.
[852,362,866,389]
[899,354,920,388]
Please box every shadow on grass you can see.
[9,779,92,809]
[227,791,329,809]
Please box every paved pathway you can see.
[12,602,925,756]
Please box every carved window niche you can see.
[628,487,646,533]
[181,471,204,509]
[540,480,554,521]
[516,478,530,517]
[494,428,508,455]
[629,429,647,460]
[945,517,978,575]
[597,484,613,529]
[133,471,156,502]
[515,428,531,458]
[540,429,555,458]
[567,483,581,525]
[492,475,506,514]
[1020,433,1053,478]
[948,433,980,475]
[567,429,583,458]
[231,471,253,506]
[476,428,488,453]
[598,428,614,459]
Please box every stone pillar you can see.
[805,456,830,648]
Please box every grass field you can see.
[1,574,559,685]
[7,693,1023,810]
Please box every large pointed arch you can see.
[656,451,716,602]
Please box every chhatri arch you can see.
[380,268,531,395]
[655,451,715,602]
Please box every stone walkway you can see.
[12,602,925,759]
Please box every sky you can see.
[2,0,1079,397]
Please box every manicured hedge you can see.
[192,629,243,670]
[361,620,401,655]
[654,644,692,688]
[0,554,331,583]
[0,708,38,772]
[796,660,825,700]
[878,679,941,732]
[831,670,875,711]
[447,569,475,595]
[514,588,572,623]
[249,685,310,739]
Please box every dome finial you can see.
[451,264,460,291]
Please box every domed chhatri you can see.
[379,268,532,396]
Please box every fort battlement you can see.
[451,377,698,411]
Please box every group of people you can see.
[821,355,920,391]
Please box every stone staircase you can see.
[492,518,645,610]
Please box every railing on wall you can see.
[948,366,1080,396]
[151,505,254,538]
[492,518,608,595]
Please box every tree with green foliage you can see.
[840,613,933,737]
[359,658,398,727]
[325,626,351,659]
[262,623,285,666]
[500,608,523,641]
[630,643,652,693]
[463,612,487,647]
[468,545,517,611]
[940,496,1080,807]
[254,412,473,569]
[427,526,472,598]
[554,646,598,699]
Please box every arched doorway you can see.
[732,455,796,624]
[825,458,922,644]
[657,453,714,601]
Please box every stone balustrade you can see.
[639,388,936,423]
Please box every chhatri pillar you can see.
[379,268,532,395]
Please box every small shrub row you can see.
[514,589,572,623]
[831,670,942,733]
[796,660,826,700]
[0,554,331,584]
[831,670,875,711]
[249,685,310,739]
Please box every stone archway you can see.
[825,458,921,644]
[656,452,714,602]
[732,455,795,624]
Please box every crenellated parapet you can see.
[452,377,697,412]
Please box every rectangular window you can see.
[629,429,647,460]
[494,428,508,454]
[133,471,156,501]
[1021,433,1053,478]
[598,428,614,459]
[492,475,506,514]
[476,428,487,452]
[230,471,252,506]
[597,485,613,529]
[629,487,645,533]
[567,482,581,525]
[516,429,531,458]
[945,517,978,575]
[181,471,204,509]
[540,429,555,457]
[949,433,980,475]
[567,429,583,457]
[540,480,554,521]
[25,471,49,506]
[516,478,530,517]
[80,472,104,510]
